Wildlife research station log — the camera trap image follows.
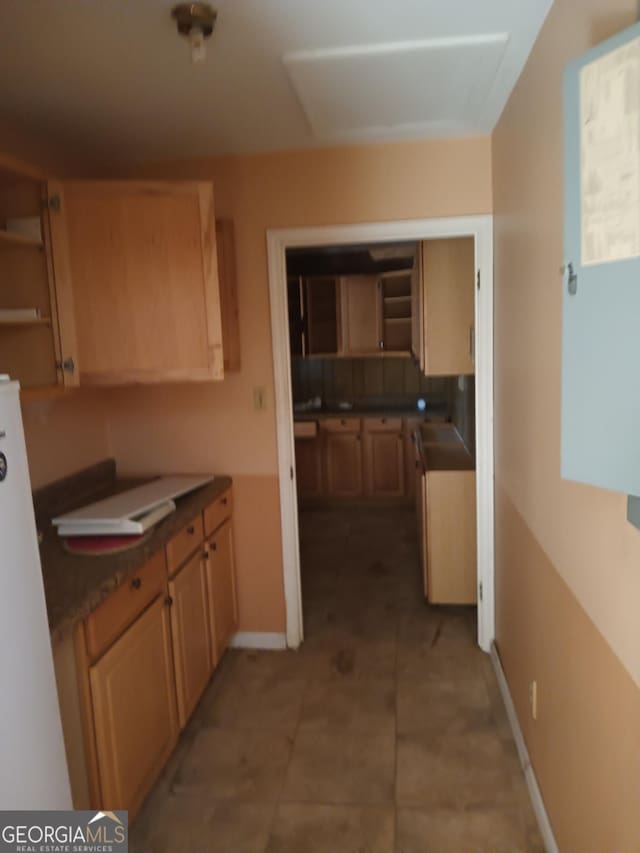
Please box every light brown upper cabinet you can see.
[339,275,381,355]
[0,168,78,394]
[216,218,240,372]
[306,276,339,355]
[55,181,224,385]
[420,237,475,376]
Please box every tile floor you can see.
[131,507,543,853]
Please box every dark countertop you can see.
[424,443,475,472]
[37,463,232,644]
[413,424,475,473]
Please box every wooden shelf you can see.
[0,230,43,250]
[0,316,51,328]
[383,295,411,303]
[384,317,411,324]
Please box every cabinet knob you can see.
[130,577,141,590]
[187,524,195,534]
[221,497,228,506]
[165,595,173,607]
[211,542,217,551]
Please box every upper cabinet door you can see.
[54,181,223,385]
[422,237,475,376]
[339,275,381,354]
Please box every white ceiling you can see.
[0,0,553,167]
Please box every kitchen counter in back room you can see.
[34,459,232,643]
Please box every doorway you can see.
[267,216,494,651]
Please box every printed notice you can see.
[580,37,640,266]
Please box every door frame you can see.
[267,215,494,652]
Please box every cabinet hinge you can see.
[290,466,294,481]
[46,193,61,213]
[476,270,481,290]
[479,581,483,602]
[55,357,75,375]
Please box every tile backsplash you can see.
[293,356,445,407]
[292,356,475,454]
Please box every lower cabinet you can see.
[89,595,178,815]
[205,519,238,665]
[424,470,477,604]
[296,417,413,501]
[325,430,363,497]
[363,418,405,497]
[294,436,323,499]
[73,486,236,819]
[169,550,212,729]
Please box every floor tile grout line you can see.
[261,644,316,851]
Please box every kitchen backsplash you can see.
[292,356,453,409]
[452,374,475,456]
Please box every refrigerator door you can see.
[0,380,72,808]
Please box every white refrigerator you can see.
[0,378,72,808]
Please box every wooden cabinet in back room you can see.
[323,418,363,498]
[53,180,224,385]
[363,417,405,497]
[420,237,475,376]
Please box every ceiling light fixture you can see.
[172,3,217,64]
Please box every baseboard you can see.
[229,631,287,650]
[490,643,558,853]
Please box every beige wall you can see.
[21,393,111,490]
[493,0,640,848]
[104,137,493,632]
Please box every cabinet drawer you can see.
[85,550,167,662]
[166,514,205,576]
[362,417,402,433]
[204,488,233,536]
[321,417,361,433]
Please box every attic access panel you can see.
[284,35,509,139]
[562,22,640,503]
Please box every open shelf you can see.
[383,295,411,303]
[384,316,411,323]
[0,230,43,250]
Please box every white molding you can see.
[491,643,559,853]
[267,215,495,651]
[229,632,287,650]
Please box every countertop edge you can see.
[45,475,233,645]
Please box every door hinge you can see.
[290,465,294,481]
[476,270,481,290]
[46,193,61,213]
[55,357,75,375]
[479,581,483,602]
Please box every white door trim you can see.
[267,215,495,652]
